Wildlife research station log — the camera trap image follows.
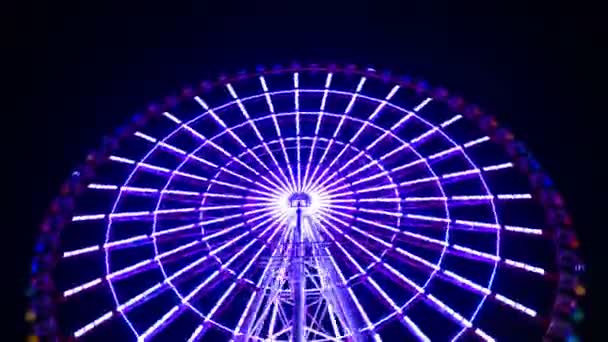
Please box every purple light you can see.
[74,311,114,338]
[410,127,438,144]
[463,136,490,148]
[504,225,543,235]
[63,245,100,258]
[504,259,545,275]
[64,278,103,297]
[187,325,204,342]
[428,146,462,160]
[139,305,180,340]
[494,294,536,317]
[439,114,463,128]
[475,328,495,342]
[442,169,480,179]
[413,97,432,112]
[427,294,473,329]
[482,162,513,171]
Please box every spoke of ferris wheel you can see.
[132,214,285,314]
[71,214,286,340]
[320,207,544,276]
[316,129,490,195]
[318,214,498,340]
[322,225,536,335]
[107,155,277,199]
[323,157,503,199]
[130,215,288,341]
[302,73,332,193]
[322,208,448,247]
[195,96,289,193]
[322,193,535,216]
[160,112,273,188]
[223,85,294,193]
[64,211,281,299]
[316,215,429,341]
[309,86,404,191]
[258,78,294,192]
[308,118,414,194]
[71,198,277,229]
[406,213,540,236]
[258,77,298,191]
[304,76,366,192]
[293,72,304,191]
[185,216,284,302]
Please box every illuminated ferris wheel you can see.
[27,64,585,341]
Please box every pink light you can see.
[109,211,150,219]
[162,189,201,196]
[72,214,105,222]
[442,169,480,179]
[396,247,439,270]
[428,146,461,160]
[379,143,410,161]
[139,305,180,340]
[394,160,427,175]
[402,316,430,342]
[391,112,415,131]
[73,311,114,338]
[117,283,162,312]
[463,136,490,148]
[451,244,500,262]
[451,195,492,201]
[109,155,135,164]
[406,214,450,223]
[134,131,157,143]
[351,171,389,186]
[495,294,536,317]
[162,111,182,124]
[497,193,532,200]
[356,183,397,194]
[413,98,432,112]
[482,162,513,171]
[404,196,447,202]
[410,127,438,144]
[64,277,102,297]
[475,328,496,342]
[427,294,473,328]
[107,259,152,280]
[504,225,543,235]
[154,241,200,260]
[356,216,400,232]
[88,183,118,190]
[440,114,463,128]
[454,220,500,229]
[63,245,100,258]
[442,270,491,295]
[105,234,148,248]
[504,259,545,275]
[187,325,204,342]
[122,186,158,193]
[383,263,425,293]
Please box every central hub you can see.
[288,192,312,208]
[277,191,323,216]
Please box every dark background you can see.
[13,3,600,339]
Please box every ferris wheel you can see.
[27,64,585,341]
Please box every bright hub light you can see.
[276,191,325,217]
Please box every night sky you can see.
[16,4,599,339]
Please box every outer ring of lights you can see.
[26,63,585,341]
